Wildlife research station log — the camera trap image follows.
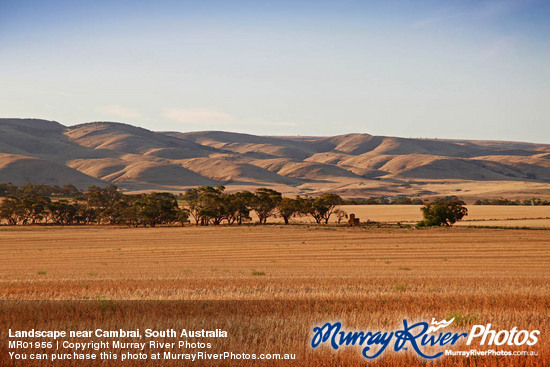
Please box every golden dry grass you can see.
[339,204,550,223]
[0,225,548,366]
[246,204,550,227]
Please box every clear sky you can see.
[1,0,549,142]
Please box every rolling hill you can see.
[1,118,550,201]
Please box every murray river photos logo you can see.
[311,318,540,359]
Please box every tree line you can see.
[0,183,83,198]
[0,184,346,227]
[343,196,424,205]
[0,183,473,228]
[0,184,425,206]
[474,197,550,206]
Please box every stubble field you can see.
[246,205,550,227]
[0,223,549,366]
[339,205,550,227]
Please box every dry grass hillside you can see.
[1,118,550,200]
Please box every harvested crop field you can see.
[337,205,550,227]
[0,225,549,299]
[0,225,548,365]
[244,205,550,227]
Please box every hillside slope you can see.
[1,118,549,199]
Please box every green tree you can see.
[417,197,468,227]
[0,197,25,225]
[308,193,343,224]
[47,200,78,225]
[182,188,201,225]
[198,186,226,225]
[86,185,123,224]
[182,186,226,226]
[0,183,18,197]
[175,207,190,227]
[232,191,254,225]
[20,195,51,224]
[333,208,348,224]
[62,184,82,197]
[277,197,301,225]
[251,188,282,224]
[139,192,179,227]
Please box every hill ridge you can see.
[1,118,549,200]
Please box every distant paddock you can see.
[0,203,548,227]
[336,205,550,228]
[247,205,550,227]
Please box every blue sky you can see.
[1,0,549,142]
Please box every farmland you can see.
[0,223,549,365]
[340,205,550,227]
[1,225,548,299]
[248,204,550,228]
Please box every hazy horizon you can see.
[2,0,549,143]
